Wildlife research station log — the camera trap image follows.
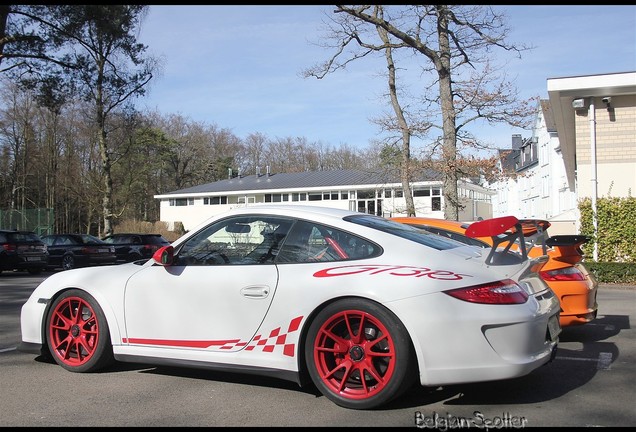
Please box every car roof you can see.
[106,233,163,236]
[390,217,471,231]
[226,204,359,217]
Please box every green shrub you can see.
[583,262,636,284]
[579,195,636,263]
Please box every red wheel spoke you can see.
[353,363,372,394]
[318,327,349,351]
[334,363,355,392]
[52,308,72,330]
[53,335,70,354]
[343,312,364,344]
[360,360,385,386]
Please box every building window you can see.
[384,189,392,198]
[204,196,228,205]
[413,187,430,197]
[170,198,189,206]
[308,192,322,201]
[292,192,307,201]
[341,191,349,200]
[432,197,442,211]
[395,189,403,198]
[265,193,288,203]
[357,190,374,199]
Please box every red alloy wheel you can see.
[312,309,396,400]
[48,296,100,367]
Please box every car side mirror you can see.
[152,245,174,266]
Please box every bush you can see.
[113,219,183,242]
[579,195,636,263]
[583,261,636,284]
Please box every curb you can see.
[598,283,636,290]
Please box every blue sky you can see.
[137,5,636,153]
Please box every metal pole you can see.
[589,99,598,261]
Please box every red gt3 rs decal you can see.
[123,316,303,357]
[313,264,472,281]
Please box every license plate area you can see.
[547,313,561,341]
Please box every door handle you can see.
[240,285,270,298]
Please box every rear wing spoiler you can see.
[465,216,529,265]
[546,235,590,264]
[517,220,590,263]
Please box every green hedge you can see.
[579,195,635,284]
[579,196,636,263]
[583,262,636,284]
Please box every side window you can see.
[175,215,293,266]
[423,226,488,248]
[276,220,381,263]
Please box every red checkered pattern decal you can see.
[218,315,303,357]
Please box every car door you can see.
[123,214,293,353]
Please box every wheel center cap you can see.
[71,325,80,337]
[349,345,364,362]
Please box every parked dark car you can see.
[41,234,117,271]
[101,233,171,263]
[0,229,49,275]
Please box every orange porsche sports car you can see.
[391,216,598,327]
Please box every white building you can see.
[491,101,579,234]
[491,71,636,238]
[155,169,494,232]
[156,71,636,239]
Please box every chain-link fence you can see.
[0,208,54,236]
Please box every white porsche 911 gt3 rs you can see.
[19,205,560,410]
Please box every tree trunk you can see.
[436,6,459,221]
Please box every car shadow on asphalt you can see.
[31,313,630,410]
[384,313,629,410]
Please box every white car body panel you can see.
[19,204,560,404]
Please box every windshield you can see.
[345,214,467,251]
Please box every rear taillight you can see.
[540,266,585,281]
[1,243,16,252]
[444,279,529,304]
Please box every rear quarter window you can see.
[345,215,466,251]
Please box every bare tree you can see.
[304,5,536,220]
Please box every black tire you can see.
[46,289,114,373]
[62,254,75,270]
[304,298,416,410]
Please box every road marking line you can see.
[0,347,16,353]
[555,352,613,370]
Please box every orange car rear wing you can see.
[545,235,590,264]
[466,216,529,265]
